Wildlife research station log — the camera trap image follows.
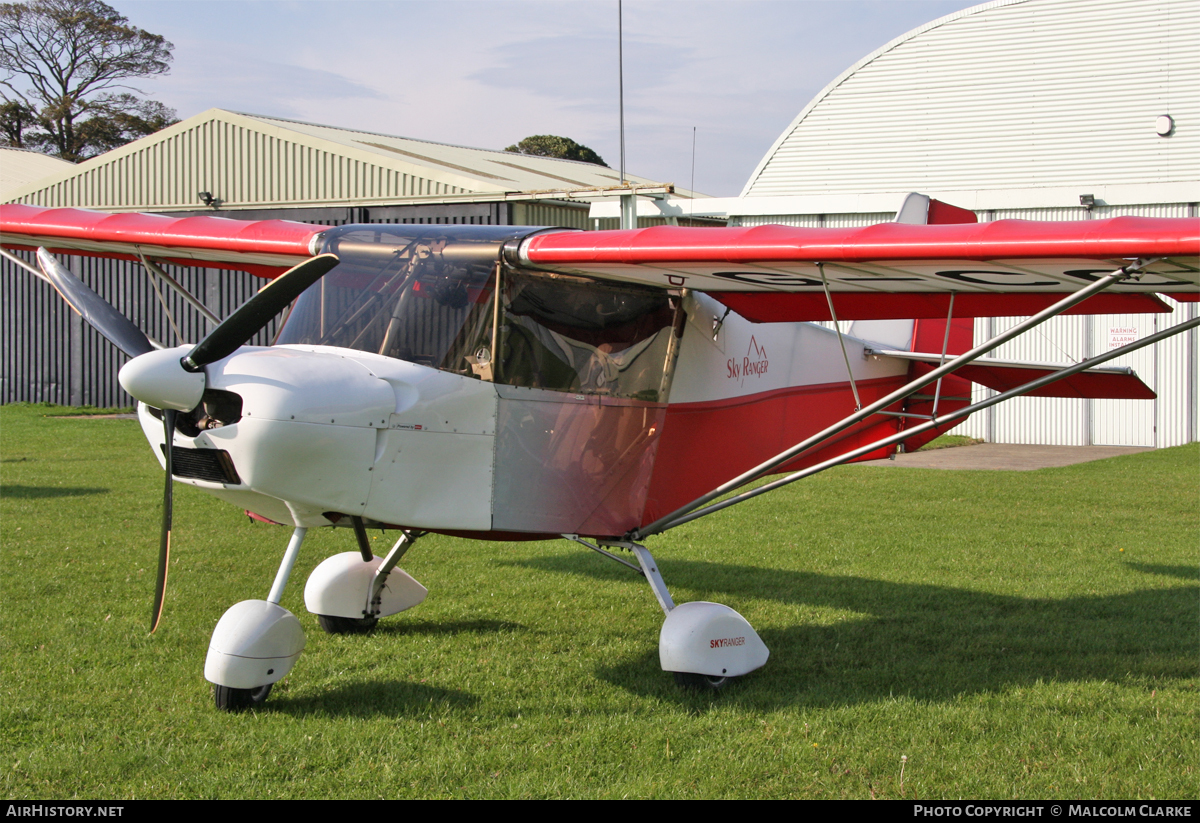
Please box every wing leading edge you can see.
[0,204,327,277]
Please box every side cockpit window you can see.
[494,269,681,402]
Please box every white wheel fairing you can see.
[303,551,427,619]
[659,601,769,678]
[204,600,306,689]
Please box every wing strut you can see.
[138,254,222,330]
[930,291,957,420]
[818,262,861,410]
[144,262,184,345]
[2,247,50,284]
[631,259,1154,540]
[645,312,1200,533]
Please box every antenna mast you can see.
[617,0,636,229]
[619,0,625,185]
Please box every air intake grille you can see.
[159,445,242,485]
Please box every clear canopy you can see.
[278,224,682,401]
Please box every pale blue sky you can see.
[113,1,978,196]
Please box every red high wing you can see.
[4,205,1198,320]
[0,204,327,277]
[519,217,1199,321]
[709,291,1177,322]
[521,217,1200,265]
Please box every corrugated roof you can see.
[741,0,1200,201]
[3,108,671,212]
[0,148,75,201]
[236,113,638,192]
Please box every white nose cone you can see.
[119,345,206,411]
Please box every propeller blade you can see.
[36,248,155,359]
[181,253,339,371]
[151,408,176,633]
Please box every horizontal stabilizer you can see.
[871,350,1156,400]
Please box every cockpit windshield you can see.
[278,224,683,401]
[277,224,526,372]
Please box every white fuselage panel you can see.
[669,292,909,404]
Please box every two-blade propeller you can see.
[181,254,340,372]
[35,249,340,631]
[37,249,157,358]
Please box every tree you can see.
[0,0,176,161]
[0,98,35,146]
[504,135,607,167]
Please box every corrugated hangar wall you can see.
[734,206,1199,449]
[2,251,284,408]
[732,0,1199,449]
[17,116,467,211]
[2,107,599,408]
[955,205,1198,450]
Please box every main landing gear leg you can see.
[304,529,428,634]
[205,527,309,711]
[567,536,769,691]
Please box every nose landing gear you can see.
[204,526,429,710]
[204,528,308,711]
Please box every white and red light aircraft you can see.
[2,196,1197,709]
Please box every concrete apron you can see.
[859,443,1153,471]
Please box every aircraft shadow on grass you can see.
[274,679,480,718]
[1124,563,1199,581]
[0,484,110,499]
[505,554,1198,709]
[264,620,520,716]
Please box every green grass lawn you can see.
[2,403,1196,799]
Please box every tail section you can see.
[895,318,975,452]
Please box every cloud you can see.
[472,33,693,105]
[152,44,386,121]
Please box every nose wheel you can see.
[205,529,309,712]
[214,683,273,711]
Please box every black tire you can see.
[673,671,730,691]
[317,614,378,634]
[214,683,273,711]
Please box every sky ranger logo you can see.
[727,336,768,386]
[710,636,746,649]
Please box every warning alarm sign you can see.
[1109,327,1137,349]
